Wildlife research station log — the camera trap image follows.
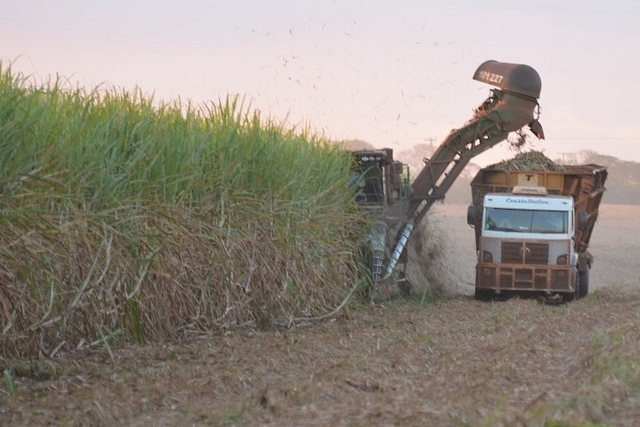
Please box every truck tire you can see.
[578,267,590,298]
[475,288,507,301]
[474,288,493,301]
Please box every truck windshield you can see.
[484,208,568,234]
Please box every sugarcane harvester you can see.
[351,60,546,288]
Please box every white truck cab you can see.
[478,189,579,296]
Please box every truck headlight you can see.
[482,251,493,263]
[557,254,568,265]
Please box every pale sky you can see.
[2,1,639,166]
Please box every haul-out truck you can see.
[466,162,607,301]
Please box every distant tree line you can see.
[570,150,640,205]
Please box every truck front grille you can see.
[479,237,570,265]
[477,237,574,291]
[501,242,549,264]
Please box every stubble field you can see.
[2,204,639,427]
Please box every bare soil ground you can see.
[2,204,640,427]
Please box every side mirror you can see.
[577,210,588,231]
[467,205,476,227]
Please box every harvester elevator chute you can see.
[379,60,545,286]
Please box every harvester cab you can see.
[350,148,411,209]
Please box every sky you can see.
[2,0,639,167]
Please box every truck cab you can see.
[473,188,578,300]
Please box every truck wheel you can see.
[474,288,493,301]
[578,267,590,298]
